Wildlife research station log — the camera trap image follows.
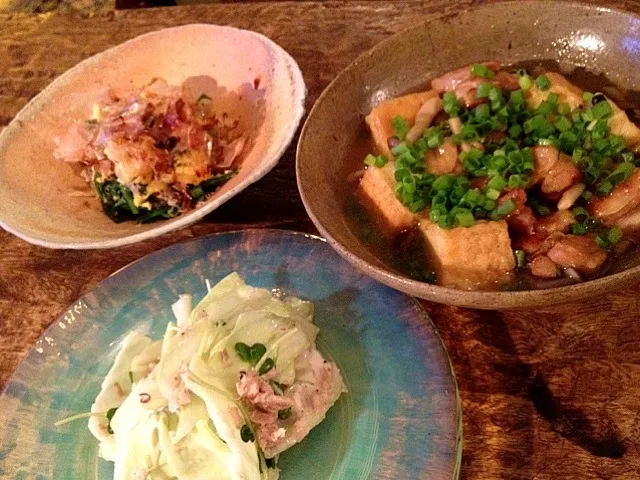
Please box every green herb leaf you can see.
[106,407,118,434]
[258,358,275,376]
[240,424,255,443]
[235,342,252,363]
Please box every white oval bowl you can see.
[0,24,306,249]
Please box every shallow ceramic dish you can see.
[0,229,461,479]
[297,0,640,309]
[0,25,305,249]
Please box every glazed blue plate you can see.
[0,229,461,479]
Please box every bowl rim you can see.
[0,24,306,250]
[296,0,640,308]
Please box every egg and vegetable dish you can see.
[357,62,640,290]
[54,79,245,223]
[73,273,345,480]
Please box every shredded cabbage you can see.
[89,273,345,480]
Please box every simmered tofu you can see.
[365,90,439,158]
[525,72,584,111]
[609,101,640,150]
[526,72,640,149]
[357,163,417,234]
[418,218,515,290]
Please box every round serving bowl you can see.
[297,0,640,309]
[0,24,305,249]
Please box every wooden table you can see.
[2,1,640,478]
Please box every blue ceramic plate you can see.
[0,229,461,479]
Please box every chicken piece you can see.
[514,231,564,256]
[431,62,499,92]
[589,169,640,229]
[365,90,439,158]
[357,162,417,234]
[498,189,536,235]
[431,62,518,108]
[615,208,640,234]
[529,255,560,278]
[525,72,585,111]
[425,138,462,175]
[405,97,444,144]
[418,218,515,290]
[531,146,582,197]
[534,210,576,236]
[546,234,608,275]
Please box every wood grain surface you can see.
[2,1,640,479]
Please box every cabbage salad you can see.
[88,273,346,480]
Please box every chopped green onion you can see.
[518,74,532,91]
[471,64,495,79]
[392,116,410,140]
[591,100,613,120]
[455,211,475,227]
[487,175,508,191]
[554,116,572,132]
[443,92,461,117]
[515,250,526,269]
[476,83,494,98]
[572,206,589,221]
[535,74,551,91]
[364,154,388,168]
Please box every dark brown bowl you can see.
[297,0,640,309]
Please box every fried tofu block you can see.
[525,72,640,149]
[609,101,640,150]
[357,163,417,235]
[365,90,439,158]
[525,72,585,111]
[418,218,515,290]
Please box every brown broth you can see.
[345,63,640,290]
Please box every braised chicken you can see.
[357,62,640,290]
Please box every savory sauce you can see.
[346,62,640,290]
